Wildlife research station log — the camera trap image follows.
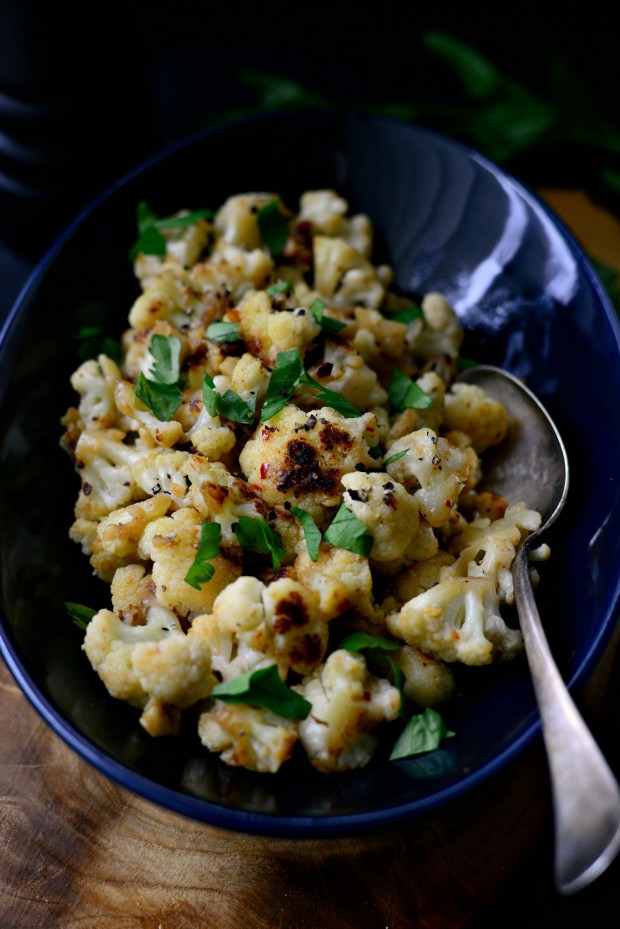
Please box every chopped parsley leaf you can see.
[184,521,222,589]
[211,664,311,720]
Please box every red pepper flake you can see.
[260,462,270,479]
[445,499,452,508]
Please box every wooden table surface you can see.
[1,189,620,929]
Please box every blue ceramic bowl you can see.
[1,111,619,837]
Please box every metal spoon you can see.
[457,364,620,894]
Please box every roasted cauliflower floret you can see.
[73,428,147,520]
[83,569,215,715]
[394,645,456,708]
[133,210,212,285]
[444,501,542,604]
[442,382,508,453]
[313,235,386,308]
[294,544,378,623]
[387,575,523,665]
[214,192,273,249]
[137,507,241,616]
[68,354,125,432]
[306,342,388,410]
[408,292,464,360]
[89,495,173,581]
[296,649,401,773]
[128,269,195,330]
[198,701,298,774]
[385,427,473,527]
[340,471,420,563]
[179,389,237,460]
[115,379,184,448]
[237,289,320,365]
[298,189,373,256]
[239,404,379,524]
[190,574,327,680]
[350,307,408,373]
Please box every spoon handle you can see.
[513,544,620,894]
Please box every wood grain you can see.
[0,657,552,929]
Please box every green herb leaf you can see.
[383,448,408,466]
[390,708,455,760]
[73,326,121,364]
[290,506,322,562]
[135,374,183,422]
[389,306,425,325]
[153,208,213,230]
[260,349,305,421]
[184,521,222,589]
[257,197,289,255]
[339,631,400,652]
[423,30,502,100]
[387,369,433,412]
[130,202,213,260]
[323,503,373,556]
[456,355,479,371]
[149,334,182,385]
[310,298,347,334]
[65,601,97,630]
[203,373,257,424]
[266,281,293,295]
[368,444,383,460]
[206,321,241,343]
[301,371,362,418]
[261,349,362,421]
[234,516,286,570]
[211,664,312,720]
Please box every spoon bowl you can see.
[458,364,620,894]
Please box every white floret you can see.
[313,236,386,308]
[73,428,149,520]
[340,471,420,563]
[70,354,125,431]
[190,575,327,680]
[237,289,320,364]
[83,584,214,715]
[306,342,388,410]
[394,645,456,708]
[198,701,298,774]
[443,501,542,604]
[387,575,523,665]
[214,192,274,249]
[443,383,508,453]
[115,379,184,448]
[298,189,374,256]
[295,649,401,773]
[89,495,173,580]
[385,427,474,527]
[137,506,241,616]
[408,292,464,359]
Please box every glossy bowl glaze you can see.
[1,111,619,836]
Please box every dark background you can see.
[1,3,620,925]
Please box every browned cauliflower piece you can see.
[83,565,215,722]
[198,701,298,774]
[189,574,328,680]
[137,507,241,616]
[442,382,508,453]
[237,289,321,365]
[295,650,401,773]
[239,404,379,524]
